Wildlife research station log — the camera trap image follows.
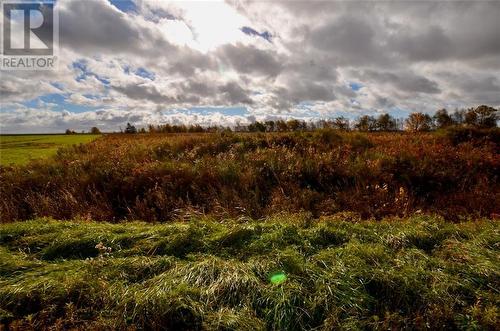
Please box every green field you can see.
[0,214,498,329]
[0,134,100,166]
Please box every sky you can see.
[1,0,500,133]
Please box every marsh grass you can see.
[0,214,498,330]
[1,131,498,222]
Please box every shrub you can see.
[445,126,500,146]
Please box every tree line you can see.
[67,105,497,134]
[148,105,497,133]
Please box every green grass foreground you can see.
[0,134,100,166]
[0,214,498,330]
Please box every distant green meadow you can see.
[0,134,100,166]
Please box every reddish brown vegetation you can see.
[1,129,498,222]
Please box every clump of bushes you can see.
[445,126,500,146]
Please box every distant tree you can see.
[376,113,397,131]
[234,123,247,132]
[355,115,377,132]
[148,124,157,133]
[163,124,173,133]
[405,112,433,132]
[332,117,350,131]
[90,127,101,134]
[124,123,137,134]
[395,118,405,131]
[265,120,276,132]
[248,121,266,132]
[320,120,330,129]
[451,109,465,125]
[257,121,267,132]
[276,120,288,132]
[473,105,498,128]
[308,121,317,130]
[433,109,454,129]
[189,124,204,133]
[65,129,76,135]
[464,108,478,126]
[298,120,308,131]
[138,127,147,133]
[286,119,302,131]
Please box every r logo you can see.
[2,2,54,56]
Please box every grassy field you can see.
[0,130,498,329]
[0,134,100,166]
[1,130,498,222]
[0,214,498,330]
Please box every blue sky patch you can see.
[22,93,100,114]
[50,82,64,91]
[73,60,110,86]
[124,66,155,80]
[241,26,272,42]
[349,82,363,91]
[109,0,137,13]
[135,68,155,80]
[188,106,248,116]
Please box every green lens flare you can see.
[270,271,287,285]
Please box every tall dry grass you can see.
[1,129,498,223]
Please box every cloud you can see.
[217,43,284,77]
[309,16,384,66]
[359,70,441,95]
[218,82,254,105]
[1,0,499,132]
[59,0,170,55]
[389,26,454,62]
[112,83,173,103]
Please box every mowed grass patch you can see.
[0,134,100,166]
[0,214,498,330]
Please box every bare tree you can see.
[355,115,377,132]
